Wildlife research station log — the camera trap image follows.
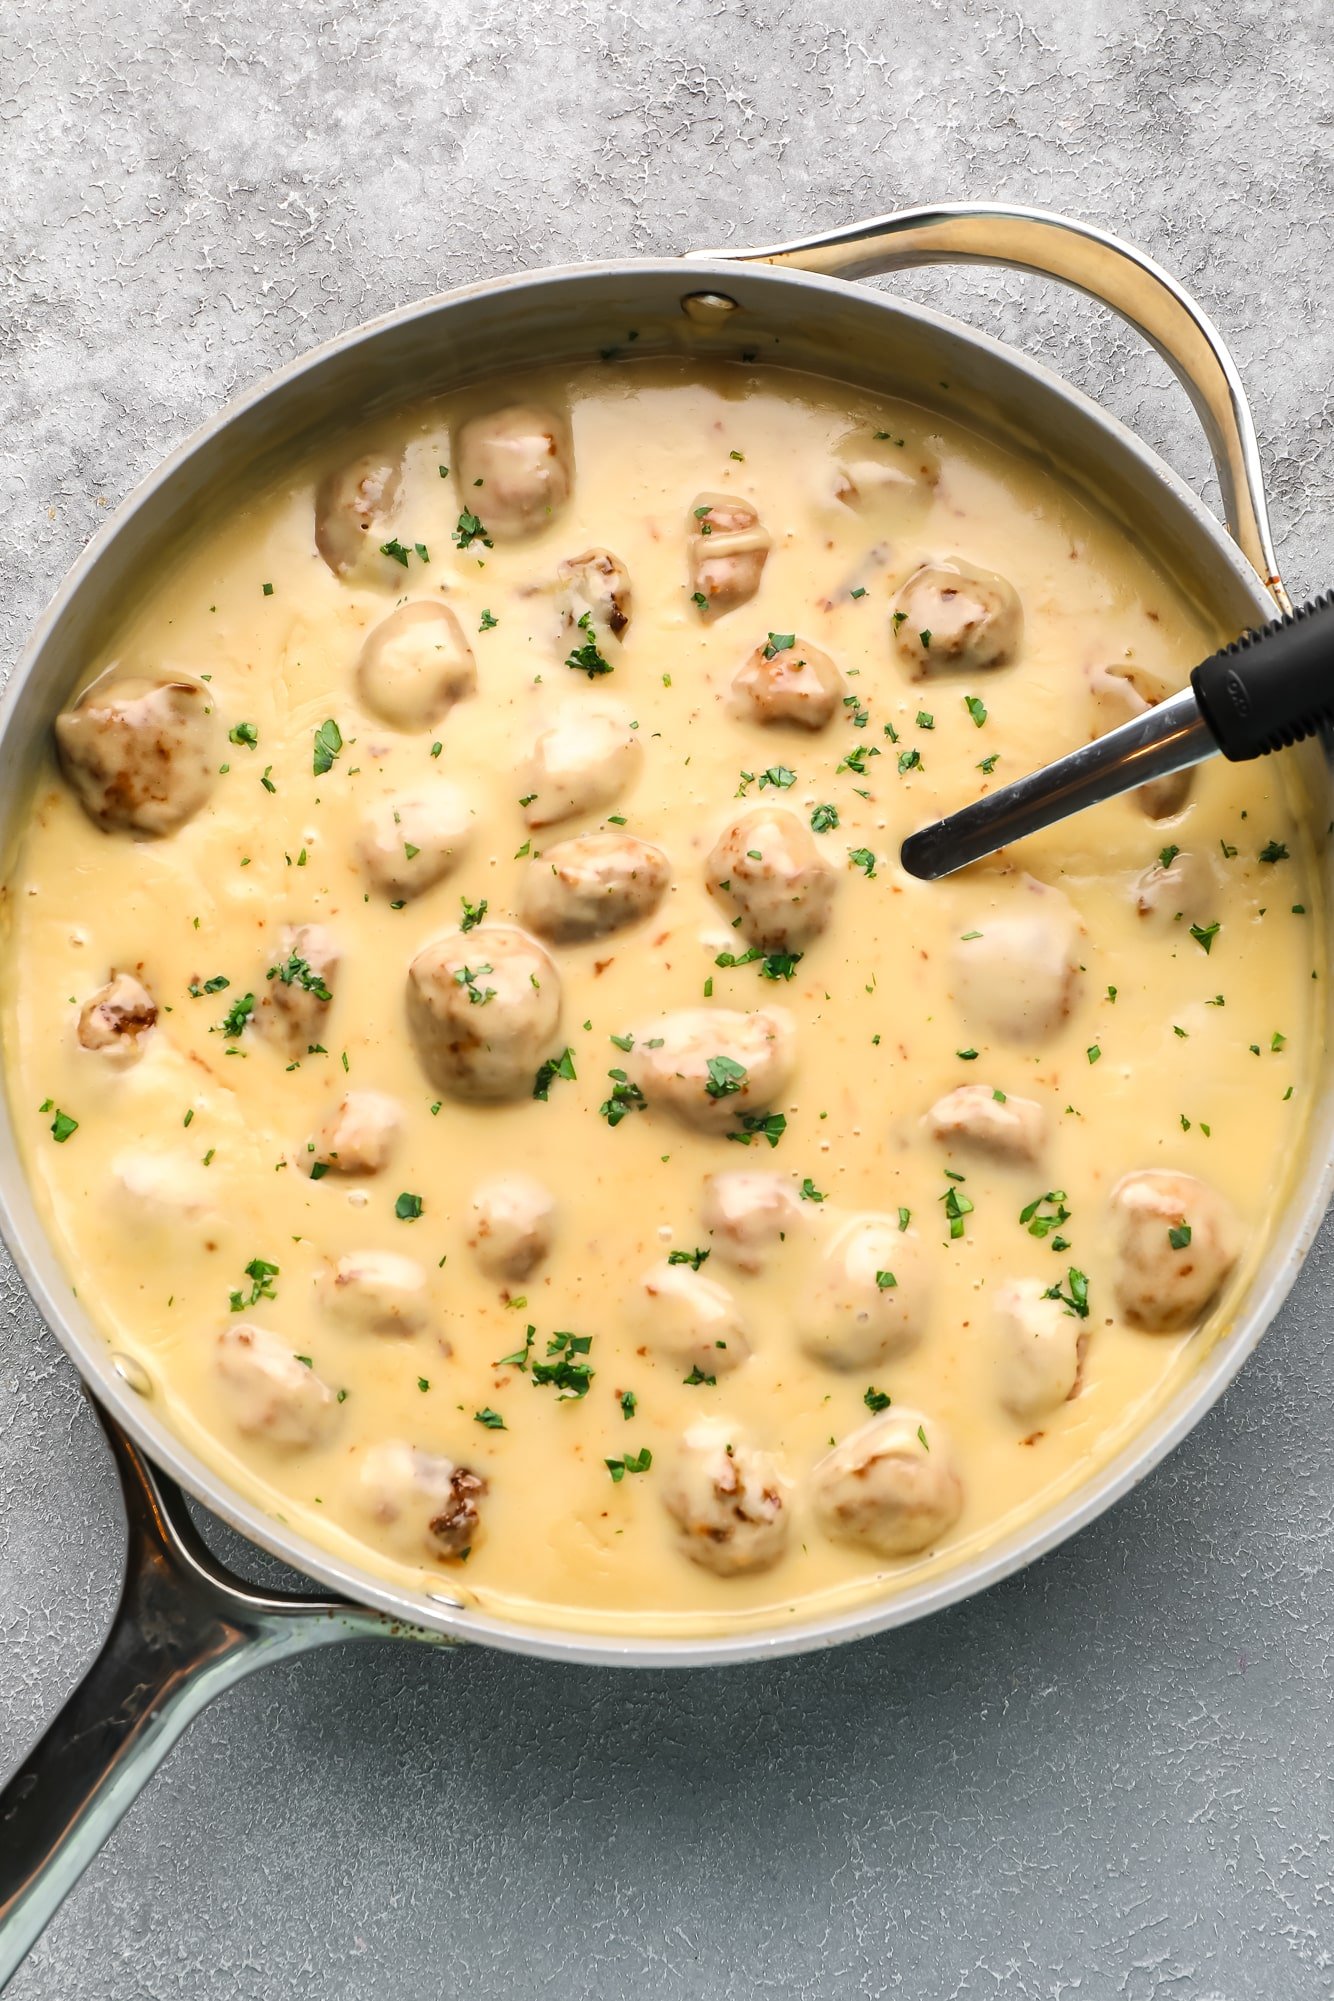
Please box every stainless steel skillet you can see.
[2,203,1328,1984]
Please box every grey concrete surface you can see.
[2,2,1333,1995]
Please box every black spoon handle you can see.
[1191,592,1334,758]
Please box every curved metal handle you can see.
[687,202,1289,611]
[0,1407,450,1989]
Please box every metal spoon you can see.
[900,595,1334,880]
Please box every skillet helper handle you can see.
[686,201,1289,611]
[1192,592,1334,758]
[0,1411,447,1991]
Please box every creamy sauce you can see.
[2,360,1316,1638]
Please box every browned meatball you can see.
[78,972,157,1060]
[891,560,1022,678]
[624,1007,796,1135]
[257,923,339,1058]
[1109,1169,1241,1331]
[356,785,474,902]
[214,1324,338,1450]
[356,602,476,731]
[519,830,670,942]
[706,808,835,951]
[700,1171,804,1274]
[454,404,573,539]
[55,676,216,836]
[320,1252,430,1336]
[520,701,642,829]
[307,1090,402,1177]
[407,923,562,1100]
[951,878,1081,1045]
[630,1259,752,1378]
[923,1084,1046,1165]
[812,1408,963,1557]
[662,1421,790,1576]
[314,452,404,578]
[558,548,632,643]
[687,494,771,617]
[730,636,843,730]
[466,1174,556,1282]
[356,1441,486,1563]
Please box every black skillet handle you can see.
[1192,592,1334,759]
[0,1409,450,1991]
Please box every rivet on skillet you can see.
[110,1351,153,1397]
[680,291,740,323]
[428,1591,466,1610]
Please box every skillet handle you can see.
[686,201,1289,612]
[0,1411,449,1991]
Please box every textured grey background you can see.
[2,2,1333,1995]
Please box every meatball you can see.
[308,1090,401,1176]
[558,547,631,644]
[700,1170,804,1274]
[356,785,473,902]
[798,1215,931,1370]
[923,1084,1046,1165]
[78,972,157,1061]
[952,878,1081,1045]
[55,675,216,836]
[257,923,339,1058]
[314,451,403,579]
[624,1007,796,1135]
[630,1259,751,1378]
[1087,662,1193,820]
[706,807,836,952]
[214,1323,338,1451]
[466,1174,556,1282]
[518,830,670,943]
[994,1277,1085,1420]
[520,701,641,829]
[891,560,1022,679]
[730,636,844,730]
[355,602,477,732]
[1134,847,1219,929]
[687,494,771,618]
[356,1441,486,1563]
[663,1420,791,1576]
[812,1408,963,1557]
[111,1150,218,1242]
[1109,1169,1241,1331]
[320,1251,430,1337]
[831,428,940,516]
[407,923,562,1101]
[454,404,572,539]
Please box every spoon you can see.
[899,594,1334,880]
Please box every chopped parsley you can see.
[683,1365,717,1387]
[758,765,797,790]
[978,753,1000,775]
[188,974,231,997]
[532,1047,577,1100]
[474,1408,506,1430]
[874,1269,897,1290]
[600,1070,647,1126]
[705,1054,747,1099]
[605,1447,652,1482]
[620,1390,638,1419]
[479,609,499,631]
[228,721,258,750]
[864,1386,892,1414]
[1258,840,1289,864]
[897,748,922,774]
[799,1177,826,1203]
[940,1174,973,1241]
[964,695,988,728]
[453,963,496,1006]
[1168,1222,1193,1250]
[668,1247,711,1269]
[763,632,795,659]
[1189,921,1220,954]
[217,992,256,1038]
[228,1255,279,1312]
[727,1110,786,1148]
[1044,1267,1090,1318]
[810,803,839,834]
[1020,1191,1071,1240]
[312,718,343,776]
[459,895,488,932]
[848,847,877,877]
[49,1108,78,1143]
[267,953,332,1003]
[565,611,613,678]
[394,1192,424,1221]
[532,1330,593,1399]
[453,509,493,550]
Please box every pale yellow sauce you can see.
[2,360,1316,1638]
